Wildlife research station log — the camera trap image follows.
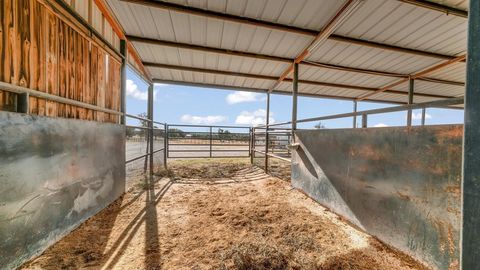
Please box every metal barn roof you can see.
[106,0,468,105]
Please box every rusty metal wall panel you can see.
[292,125,462,269]
[0,112,126,269]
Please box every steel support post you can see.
[292,63,299,140]
[164,123,168,169]
[353,100,358,128]
[362,114,368,128]
[166,124,169,159]
[148,83,154,176]
[209,126,213,158]
[248,127,253,164]
[120,40,127,125]
[265,92,271,173]
[407,78,414,127]
[251,128,255,164]
[421,108,426,126]
[461,1,480,268]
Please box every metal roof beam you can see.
[357,55,466,100]
[398,0,468,18]
[120,0,460,61]
[143,62,456,100]
[128,35,465,86]
[151,79,406,105]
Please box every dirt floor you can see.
[22,159,429,270]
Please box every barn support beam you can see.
[264,92,271,173]
[120,40,128,125]
[353,101,358,128]
[148,83,154,176]
[407,78,414,127]
[421,108,426,126]
[461,1,480,268]
[292,63,299,141]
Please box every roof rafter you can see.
[398,0,467,18]
[124,35,465,87]
[143,62,457,100]
[120,0,461,61]
[151,79,406,105]
[357,55,466,100]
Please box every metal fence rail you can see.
[125,114,166,174]
[166,124,251,158]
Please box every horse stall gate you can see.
[166,124,251,159]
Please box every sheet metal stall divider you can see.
[254,96,463,174]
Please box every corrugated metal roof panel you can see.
[274,81,371,98]
[306,39,445,75]
[163,0,348,30]
[290,64,399,88]
[107,0,468,105]
[334,0,467,56]
[425,62,466,82]
[149,66,273,89]
[134,42,290,77]
[390,79,464,97]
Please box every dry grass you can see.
[21,159,429,270]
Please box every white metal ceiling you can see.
[107,0,468,105]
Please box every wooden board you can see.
[0,0,121,123]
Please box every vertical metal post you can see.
[164,123,168,169]
[209,126,213,158]
[148,83,154,176]
[120,40,127,125]
[166,124,169,159]
[362,114,367,128]
[292,63,299,141]
[461,1,480,268]
[251,127,255,164]
[353,100,358,128]
[248,127,252,160]
[265,92,271,173]
[421,108,426,126]
[407,77,414,127]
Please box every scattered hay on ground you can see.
[22,159,429,270]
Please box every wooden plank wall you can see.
[0,0,121,123]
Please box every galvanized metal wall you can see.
[0,112,125,269]
[292,126,462,269]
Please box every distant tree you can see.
[137,112,149,127]
[168,128,186,138]
[314,122,326,129]
[126,127,136,137]
[218,128,232,141]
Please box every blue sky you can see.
[125,68,464,129]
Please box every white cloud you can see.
[126,79,148,100]
[226,91,263,104]
[374,123,389,127]
[126,80,166,101]
[180,114,227,125]
[235,109,275,126]
[412,112,432,120]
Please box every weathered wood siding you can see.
[0,0,121,123]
